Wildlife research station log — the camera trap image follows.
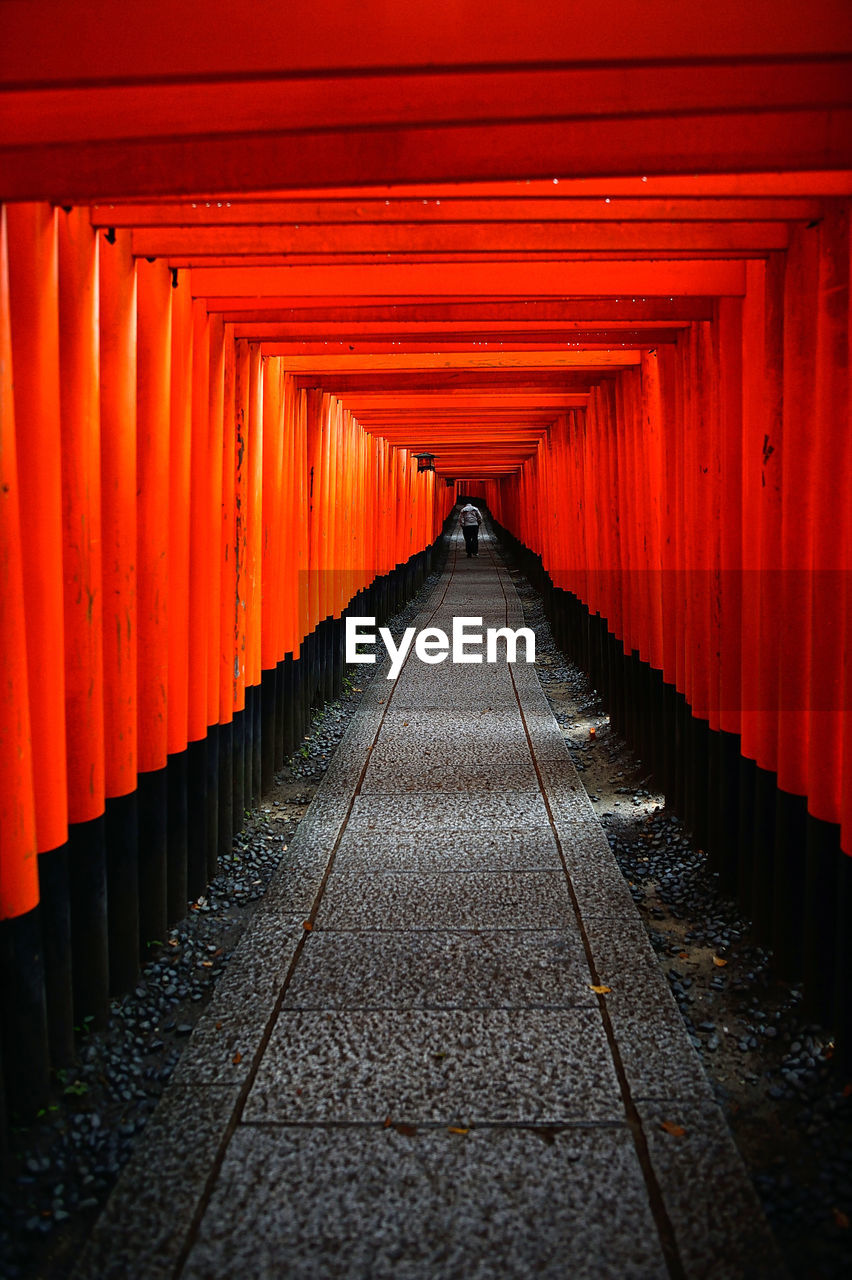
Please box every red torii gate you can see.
[0,0,851,1124]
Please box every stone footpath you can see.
[74,525,783,1279]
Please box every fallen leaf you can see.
[843,1083,852,1097]
[832,1207,849,1229]
[678,952,690,960]
[589,984,612,995]
[448,1127,469,1135]
[712,955,727,967]
[216,1021,223,1031]
[394,1123,417,1137]
[660,1121,686,1138]
[383,1115,392,1128]
[302,921,313,932]
[232,1052,242,1065]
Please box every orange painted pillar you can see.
[187,296,211,897]
[98,225,140,992]
[166,270,192,916]
[188,299,211,752]
[0,207,38,923]
[0,204,49,1111]
[5,202,70,1073]
[57,206,108,1023]
[206,311,225,868]
[807,205,849,835]
[261,358,282,677]
[136,256,171,946]
[232,339,249,821]
[260,354,281,787]
[219,328,237,847]
[5,204,68,857]
[245,343,263,803]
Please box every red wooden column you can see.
[188,297,211,897]
[5,205,68,854]
[246,342,263,803]
[712,296,745,894]
[232,340,249,821]
[166,270,193,917]
[218,328,236,851]
[136,256,172,948]
[58,206,108,1024]
[0,204,49,1114]
[261,354,282,787]
[98,226,140,992]
[807,205,851,1033]
[5,201,69,1076]
[0,207,38,927]
[206,312,225,870]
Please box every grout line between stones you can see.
[495,541,688,1280]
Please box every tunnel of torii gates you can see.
[0,0,851,1133]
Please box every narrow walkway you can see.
[76,526,782,1279]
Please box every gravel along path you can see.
[0,571,444,1280]
[510,564,852,1280]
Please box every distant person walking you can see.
[459,501,483,557]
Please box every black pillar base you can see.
[105,791,139,996]
[137,766,168,954]
[0,908,49,1119]
[166,750,189,923]
[232,708,245,833]
[205,725,220,882]
[68,812,109,1027]
[771,788,808,981]
[261,669,277,794]
[37,843,75,1066]
[218,719,234,858]
[187,738,208,902]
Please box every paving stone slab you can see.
[360,755,541,794]
[372,708,531,747]
[581,910,668,984]
[391,678,517,708]
[637,1097,788,1278]
[282,929,596,1010]
[332,827,562,872]
[251,859,329,915]
[244,1007,624,1125]
[557,841,642,919]
[389,690,521,711]
[173,916,305,1086]
[182,1124,666,1280]
[604,991,716,1104]
[316,870,575,930]
[348,790,551,832]
[71,1085,240,1280]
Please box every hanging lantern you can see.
[414,452,436,473]
[445,477,455,488]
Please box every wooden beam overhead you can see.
[192,260,747,299]
[256,350,641,370]
[130,222,790,257]
[90,197,825,228]
[5,111,851,202]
